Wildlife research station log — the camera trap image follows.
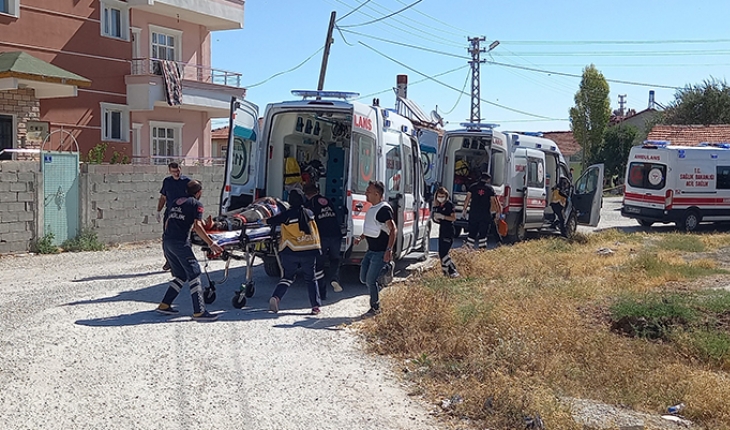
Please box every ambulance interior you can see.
[543,151,569,222]
[265,110,352,228]
[447,135,506,210]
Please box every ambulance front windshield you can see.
[628,162,667,190]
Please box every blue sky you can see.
[212,0,730,132]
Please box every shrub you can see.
[35,232,59,254]
[86,143,107,164]
[61,227,106,252]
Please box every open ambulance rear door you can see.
[572,163,604,226]
[219,97,260,215]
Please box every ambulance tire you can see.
[677,209,701,232]
[453,226,463,238]
[637,219,654,228]
[566,212,578,238]
[515,222,527,243]
[263,256,281,278]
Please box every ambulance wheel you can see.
[231,291,247,309]
[263,256,281,278]
[515,222,527,242]
[677,210,701,232]
[203,286,217,305]
[638,219,654,228]
[566,213,578,237]
[244,282,255,298]
[453,226,463,238]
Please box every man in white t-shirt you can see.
[353,181,397,316]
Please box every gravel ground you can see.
[0,243,441,430]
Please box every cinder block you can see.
[0,182,10,192]
[0,172,18,182]
[17,211,34,222]
[9,182,27,192]
[0,161,20,172]
[16,192,34,202]
[17,172,35,182]
[0,192,18,203]
[6,222,29,233]
[17,162,38,172]
[0,212,20,223]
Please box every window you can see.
[0,115,13,161]
[0,0,19,17]
[150,26,182,61]
[385,145,403,193]
[100,0,129,40]
[150,122,182,165]
[402,143,414,194]
[576,166,600,194]
[526,157,544,188]
[490,149,506,186]
[351,132,375,194]
[100,103,129,142]
[627,162,666,190]
[717,166,730,190]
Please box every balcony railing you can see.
[130,58,243,88]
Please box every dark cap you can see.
[481,172,492,180]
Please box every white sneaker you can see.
[268,296,279,313]
[331,281,343,293]
[450,271,461,278]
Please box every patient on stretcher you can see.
[203,197,289,232]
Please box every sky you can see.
[211,0,730,132]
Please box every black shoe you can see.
[162,262,171,271]
[363,307,381,318]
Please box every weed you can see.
[86,143,107,164]
[35,232,59,254]
[679,329,730,367]
[657,234,706,252]
[61,227,106,252]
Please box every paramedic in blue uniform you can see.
[157,162,191,271]
[431,186,460,277]
[354,181,397,317]
[156,180,221,322]
[264,190,323,315]
[462,172,502,248]
[303,183,343,300]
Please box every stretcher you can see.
[191,223,282,309]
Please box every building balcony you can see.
[127,0,244,31]
[126,58,245,117]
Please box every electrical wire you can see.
[355,64,469,100]
[338,28,470,59]
[439,69,470,115]
[336,0,373,22]
[501,38,730,45]
[391,0,474,38]
[244,46,324,88]
[359,42,560,120]
[338,0,423,28]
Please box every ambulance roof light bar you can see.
[291,90,360,100]
[642,140,670,148]
[520,131,544,137]
[699,142,730,149]
[460,122,499,130]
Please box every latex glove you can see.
[156,211,162,223]
[433,213,443,221]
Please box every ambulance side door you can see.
[383,132,409,257]
[573,163,604,226]
[524,148,547,225]
[219,97,259,215]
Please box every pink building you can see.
[0,0,246,163]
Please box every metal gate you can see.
[41,131,79,245]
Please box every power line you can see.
[486,60,681,89]
[439,69,471,115]
[359,42,560,120]
[335,0,373,22]
[501,38,730,45]
[245,46,324,88]
[355,64,469,100]
[392,0,473,37]
[492,49,730,57]
[338,0,423,28]
[338,28,469,59]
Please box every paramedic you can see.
[462,172,502,248]
[157,162,191,271]
[303,183,343,300]
[264,190,323,315]
[354,181,397,317]
[155,180,221,322]
[550,176,571,237]
[432,186,460,278]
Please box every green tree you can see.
[662,78,730,125]
[597,125,638,181]
[569,65,611,168]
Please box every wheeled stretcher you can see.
[191,223,283,309]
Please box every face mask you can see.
[436,196,446,203]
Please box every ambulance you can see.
[621,141,730,231]
[433,123,604,242]
[221,91,431,276]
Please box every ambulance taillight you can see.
[665,189,674,209]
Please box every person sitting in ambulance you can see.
[454,158,470,193]
[550,176,571,238]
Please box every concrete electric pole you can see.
[316,11,337,97]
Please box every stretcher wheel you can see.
[244,282,255,298]
[231,291,247,309]
[203,286,217,304]
[263,256,281,278]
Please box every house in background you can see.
[647,124,730,146]
[0,0,247,163]
[542,131,582,174]
[211,125,229,160]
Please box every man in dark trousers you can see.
[303,183,343,300]
[157,162,191,270]
[156,180,221,322]
[462,172,502,249]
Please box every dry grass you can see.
[361,231,730,429]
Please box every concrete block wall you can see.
[0,161,42,254]
[81,164,224,244]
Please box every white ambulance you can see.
[621,141,730,231]
[222,91,431,276]
[434,124,604,241]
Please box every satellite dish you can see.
[430,110,444,126]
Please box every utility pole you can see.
[618,94,627,116]
[467,36,486,123]
[316,11,337,98]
